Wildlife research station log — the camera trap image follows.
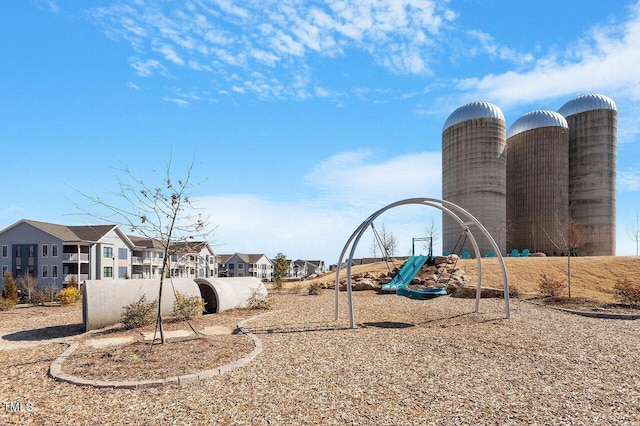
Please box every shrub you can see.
[0,297,16,311]
[55,287,80,305]
[246,287,273,310]
[613,280,640,306]
[121,295,157,330]
[30,291,48,306]
[67,276,78,289]
[508,284,520,299]
[307,282,323,296]
[172,291,204,321]
[538,273,565,298]
[2,271,18,304]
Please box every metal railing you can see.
[62,253,89,262]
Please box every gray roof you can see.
[22,220,116,243]
[128,235,165,249]
[507,110,568,139]
[558,93,617,117]
[443,100,505,132]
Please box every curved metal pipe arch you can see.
[333,198,510,329]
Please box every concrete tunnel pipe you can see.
[194,277,268,313]
[83,277,268,331]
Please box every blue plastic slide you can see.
[379,255,429,293]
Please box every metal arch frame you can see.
[334,198,510,329]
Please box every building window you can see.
[229,263,235,269]
[52,265,58,279]
[238,263,244,270]
[118,248,128,260]
[103,247,113,258]
[2,245,7,258]
[2,265,7,275]
[118,267,128,278]
[42,265,48,279]
[42,244,48,257]
[103,267,113,278]
[52,244,58,257]
[15,246,21,257]
[29,245,35,258]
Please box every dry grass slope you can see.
[305,256,640,304]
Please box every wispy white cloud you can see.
[196,149,443,262]
[619,168,640,191]
[34,0,60,13]
[157,44,184,65]
[452,1,640,107]
[130,57,166,77]
[126,81,140,90]
[86,0,460,100]
[305,150,442,207]
[162,97,189,107]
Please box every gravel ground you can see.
[1,291,639,425]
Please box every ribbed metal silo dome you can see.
[558,94,617,256]
[506,110,569,254]
[442,101,506,257]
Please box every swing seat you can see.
[397,286,447,300]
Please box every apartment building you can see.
[0,219,216,289]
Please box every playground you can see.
[2,279,640,424]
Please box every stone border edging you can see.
[48,310,277,389]
[523,299,640,320]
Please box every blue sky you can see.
[2,0,640,263]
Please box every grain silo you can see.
[558,94,617,256]
[506,110,569,255]
[442,101,506,257]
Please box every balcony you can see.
[64,274,88,282]
[62,253,89,262]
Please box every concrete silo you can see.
[442,101,506,256]
[558,94,617,256]
[506,110,569,255]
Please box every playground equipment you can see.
[334,198,510,329]
[379,254,430,294]
[83,276,267,331]
[396,227,471,300]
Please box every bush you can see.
[2,272,18,304]
[0,297,16,311]
[172,291,204,321]
[538,273,565,298]
[67,276,78,289]
[121,295,157,330]
[55,287,80,305]
[246,287,273,310]
[30,291,48,306]
[613,280,640,306]
[307,282,323,296]
[508,284,520,299]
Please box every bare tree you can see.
[369,235,380,258]
[379,223,398,258]
[17,273,39,302]
[77,156,213,344]
[544,215,585,298]
[422,218,439,252]
[627,211,640,257]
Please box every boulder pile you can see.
[329,254,506,299]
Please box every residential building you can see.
[290,259,325,278]
[219,253,273,280]
[0,219,135,289]
[0,219,217,289]
[167,241,217,279]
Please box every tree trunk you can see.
[567,255,571,299]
